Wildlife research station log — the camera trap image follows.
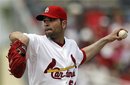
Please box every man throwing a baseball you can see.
[7,5,128,85]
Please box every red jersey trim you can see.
[80,49,87,65]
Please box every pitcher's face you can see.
[42,17,66,39]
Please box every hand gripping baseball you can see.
[7,40,27,78]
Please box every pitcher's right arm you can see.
[9,31,29,45]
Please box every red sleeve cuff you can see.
[80,49,87,65]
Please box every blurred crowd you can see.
[0,0,130,85]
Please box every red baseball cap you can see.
[36,6,67,21]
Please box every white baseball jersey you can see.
[24,34,87,85]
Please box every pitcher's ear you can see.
[62,20,67,29]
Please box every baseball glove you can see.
[7,40,27,78]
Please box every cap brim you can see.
[36,15,45,21]
[36,14,58,21]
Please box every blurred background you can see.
[0,0,130,85]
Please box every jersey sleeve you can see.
[23,33,39,58]
[72,41,87,66]
[75,46,87,66]
[80,49,87,65]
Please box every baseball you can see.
[118,30,128,39]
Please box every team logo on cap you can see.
[44,7,49,13]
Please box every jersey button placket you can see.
[61,47,68,66]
